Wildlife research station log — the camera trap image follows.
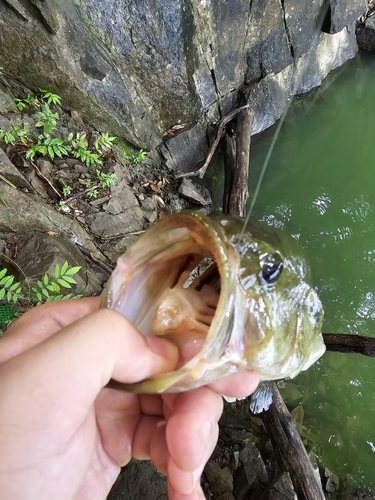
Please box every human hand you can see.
[0,298,259,500]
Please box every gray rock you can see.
[107,460,167,500]
[330,0,366,33]
[0,149,33,190]
[12,232,103,297]
[357,17,375,52]
[0,0,360,171]
[215,493,237,500]
[0,83,15,113]
[239,442,268,484]
[178,178,210,206]
[0,149,103,257]
[268,472,297,500]
[35,157,53,177]
[322,467,339,494]
[204,460,233,495]
[88,210,145,238]
[233,464,257,500]
[0,113,13,132]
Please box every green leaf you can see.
[37,280,43,288]
[2,275,14,288]
[36,292,42,302]
[0,269,7,280]
[65,266,81,275]
[0,288,5,300]
[48,282,60,292]
[55,263,60,279]
[57,278,71,289]
[43,274,49,286]
[9,281,20,291]
[61,261,69,275]
[61,275,77,285]
[6,291,11,302]
[42,288,49,298]
[62,293,74,300]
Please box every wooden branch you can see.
[176,105,250,180]
[323,333,375,357]
[74,241,114,275]
[260,384,326,500]
[220,105,324,498]
[222,129,236,214]
[228,107,254,217]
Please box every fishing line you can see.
[239,0,330,237]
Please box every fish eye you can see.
[260,252,283,284]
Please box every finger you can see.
[95,388,141,467]
[167,420,218,496]
[132,414,167,466]
[0,309,178,438]
[207,370,260,399]
[165,387,222,476]
[95,390,165,468]
[0,297,101,363]
[167,477,206,500]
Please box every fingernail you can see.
[146,336,178,361]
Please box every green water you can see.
[248,52,375,492]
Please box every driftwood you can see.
[323,332,375,357]
[260,384,326,500]
[220,104,325,499]
[176,104,251,180]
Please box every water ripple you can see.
[312,194,331,215]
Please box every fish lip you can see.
[101,211,243,392]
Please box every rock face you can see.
[0,1,366,170]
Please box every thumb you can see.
[0,309,178,430]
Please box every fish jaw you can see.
[244,286,325,381]
[101,211,246,393]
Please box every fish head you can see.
[101,211,325,393]
[222,215,325,381]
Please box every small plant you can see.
[86,189,99,199]
[14,98,27,112]
[31,261,81,304]
[0,268,22,303]
[58,201,68,212]
[70,133,102,167]
[26,136,71,162]
[96,170,116,188]
[35,103,59,135]
[14,94,37,112]
[40,89,62,106]
[0,126,29,146]
[62,185,72,197]
[95,132,116,152]
[134,148,147,163]
[83,179,92,188]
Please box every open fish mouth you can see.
[101,211,325,394]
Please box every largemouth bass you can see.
[101,211,325,393]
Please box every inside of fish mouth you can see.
[151,255,221,365]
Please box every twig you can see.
[62,184,100,204]
[30,160,61,199]
[176,105,251,179]
[74,241,114,275]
